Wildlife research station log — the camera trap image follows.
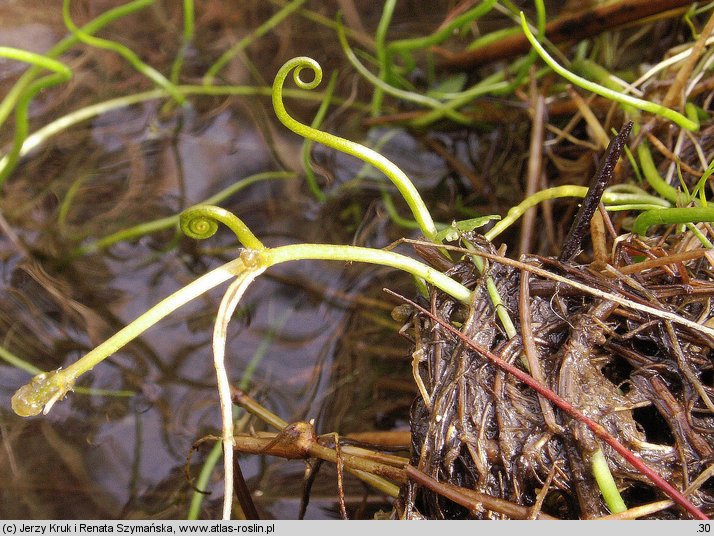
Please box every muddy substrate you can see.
[397,236,714,519]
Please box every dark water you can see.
[0,0,497,519]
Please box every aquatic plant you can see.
[6,1,713,520]
[10,55,477,512]
[13,48,713,520]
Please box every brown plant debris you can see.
[397,235,714,520]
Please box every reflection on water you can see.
[0,0,492,519]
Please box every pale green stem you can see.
[692,158,714,202]
[484,185,671,242]
[0,47,72,79]
[606,204,676,212]
[467,26,519,51]
[0,0,154,130]
[386,0,498,57]
[73,171,295,257]
[410,71,511,127]
[0,72,70,187]
[187,307,292,520]
[380,0,499,94]
[272,57,438,240]
[411,0,546,128]
[265,243,471,303]
[62,0,185,104]
[381,190,422,230]
[0,345,42,375]
[0,48,72,187]
[519,12,699,131]
[202,0,307,85]
[12,238,471,417]
[486,275,516,339]
[371,0,397,116]
[11,257,247,417]
[213,270,265,520]
[592,448,627,514]
[302,70,338,202]
[686,223,714,249]
[462,240,517,339]
[265,0,376,49]
[637,138,681,204]
[0,85,366,179]
[169,0,195,84]
[335,20,472,125]
[187,440,223,520]
[61,259,245,378]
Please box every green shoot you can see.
[0,48,72,187]
[371,0,397,116]
[11,203,471,418]
[301,70,339,202]
[591,448,627,514]
[202,0,308,85]
[519,12,699,132]
[336,19,473,125]
[0,0,155,130]
[62,0,185,104]
[180,205,265,251]
[72,171,296,257]
[271,56,439,240]
[0,81,370,183]
[169,0,195,84]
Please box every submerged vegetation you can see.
[2,0,714,521]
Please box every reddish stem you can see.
[387,290,708,520]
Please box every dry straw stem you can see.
[662,9,714,108]
[231,388,402,498]
[405,465,557,520]
[403,239,714,340]
[388,289,708,520]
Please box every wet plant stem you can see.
[633,207,714,236]
[484,185,670,241]
[10,257,246,417]
[636,129,681,204]
[72,171,296,257]
[301,70,338,202]
[385,0,498,61]
[0,47,72,77]
[187,439,223,520]
[0,86,363,180]
[11,209,471,418]
[463,242,517,339]
[202,0,307,85]
[335,19,472,126]
[390,290,708,520]
[591,447,627,514]
[370,0,397,116]
[63,0,185,104]
[0,49,72,188]
[169,0,195,84]
[264,244,471,302]
[272,57,438,240]
[0,72,71,188]
[520,12,699,131]
[212,272,265,520]
[0,0,154,130]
